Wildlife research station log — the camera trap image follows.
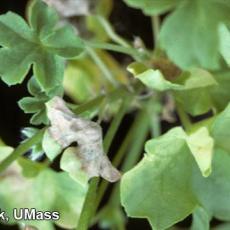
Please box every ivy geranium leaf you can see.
[211,103,230,153]
[193,148,230,221]
[18,77,63,125]
[121,127,199,230]
[186,127,214,177]
[160,0,230,69]
[124,0,182,16]
[130,64,217,115]
[0,149,87,229]
[121,126,215,228]
[219,24,230,66]
[211,71,230,111]
[0,0,84,93]
[60,147,89,188]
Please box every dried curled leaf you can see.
[43,0,90,17]
[46,96,121,182]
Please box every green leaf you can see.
[186,127,214,177]
[219,24,230,66]
[211,103,230,152]
[0,155,87,229]
[42,129,62,161]
[18,77,63,125]
[0,0,84,92]
[193,148,230,221]
[124,0,182,15]
[160,0,230,69]
[28,0,58,38]
[0,146,14,161]
[19,97,47,113]
[134,69,182,91]
[17,157,45,178]
[173,69,217,115]
[191,206,210,230]
[60,147,89,188]
[43,26,84,58]
[121,127,198,230]
[211,71,230,111]
[131,65,217,115]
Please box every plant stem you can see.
[85,41,151,61]
[94,107,150,215]
[152,15,160,46]
[76,96,132,230]
[96,16,131,48]
[176,105,192,131]
[121,109,149,172]
[72,85,128,115]
[0,128,45,173]
[86,46,119,87]
[71,95,105,115]
[92,108,150,225]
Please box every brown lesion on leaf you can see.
[152,57,182,81]
[46,96,121,182]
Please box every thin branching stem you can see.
[94,107,150,212]
[0,128,45,173]
[85,41,151,61]
[86,46,119,87]
[176,104,193,131]
[76,95,132,230]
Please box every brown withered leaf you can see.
[43,0,90,18]
[46,96,121,182]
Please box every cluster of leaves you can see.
[0,0,230,230]
[0,144,87,230]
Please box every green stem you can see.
[176,105,192,131]
[152,16,160,46]
[72,86,129,115]
[0,128,45,173]
[76,96,131,230]
[94,107,150,215]
[148,96,161,138]
[94,110,141,210]
[71,95,105,115]
[86,46,118,87]
[85,41,151,61]
[121,109,149,172]
[96,16,131,48]
[103,96,132,151]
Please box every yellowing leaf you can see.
[187,127,214,177]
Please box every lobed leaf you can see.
[18,76,63,125]
[159,0,230,69]
[0,0,84,92]
[131,64,217,115]
[123,0,182,15]
[0,148,87,229]
[218,24,230,66]
[211,103,230,152]
[121,128,199,230]
[192,148,230,221]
